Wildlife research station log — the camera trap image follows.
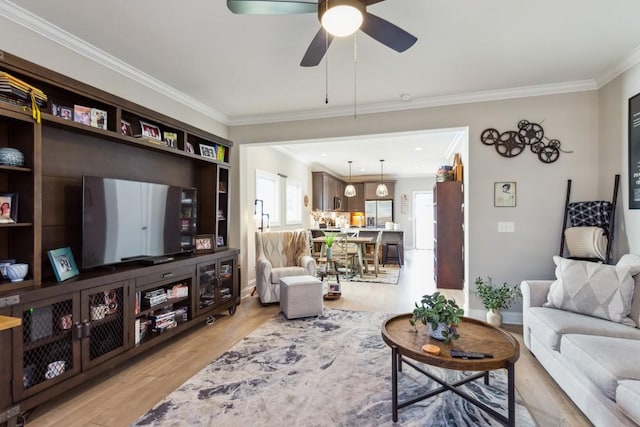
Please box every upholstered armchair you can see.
[255,229,317,304]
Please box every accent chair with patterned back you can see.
[255,229,317,304]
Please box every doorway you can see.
[413,191,433,250]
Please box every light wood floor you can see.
[26,250,590,426]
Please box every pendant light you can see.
[376,159,389,197]
[344,160,356,197]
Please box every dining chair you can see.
[362,230,383,276]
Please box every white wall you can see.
[231,91,601,321]
[240,144,313,295]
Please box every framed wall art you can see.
[629,92,640,208]
[494,182,516,207]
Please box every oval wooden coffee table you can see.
[381,314,520,426]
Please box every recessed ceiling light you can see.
[401,94,411,102]
[321,153,327,156]
[414,147,422,151]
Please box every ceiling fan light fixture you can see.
[376,159,389,197]
[319,0,365,37]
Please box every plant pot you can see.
[428,322,450,341]
[486,309,502,327]
[326,247,333,260]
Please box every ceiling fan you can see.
[227,0,418,67]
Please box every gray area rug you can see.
[133,309,535,427]
[346,266,400,284]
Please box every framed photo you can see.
[73,104,91,126]
[121,119,133,136]
[139,120,161,140]
[90,108,107,130]
[185,141,195,154]
[216,235,224,246]
[494,182,516,207]
[194,234,214,253]
[60,106,73,120]
[47,247,79,282]
[199,144,217,160]
[0,192,18,223]
[163,131,178,148]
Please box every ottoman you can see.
[280,275,323,319]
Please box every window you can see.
[256,170,280,226]
[286,180,302,225]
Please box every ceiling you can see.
[3,0,640,177]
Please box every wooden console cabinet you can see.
[0,51,239,421]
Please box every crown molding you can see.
[3,1,629,129]
[595,44,640,88]
[227,80,598,126]
[0,0,230,125]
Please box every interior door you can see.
[414,191,433,250]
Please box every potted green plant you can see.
[475,276,522,327]
[409,292,464,343]
[323,232,336,260]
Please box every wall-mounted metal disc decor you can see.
[480,120,571,163]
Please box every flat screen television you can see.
[82,176,191,269]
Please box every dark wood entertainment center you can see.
[0,51,239,424]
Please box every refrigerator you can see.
[365,200,393,228]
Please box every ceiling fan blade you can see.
[300,29,334,67]
[227,0,317,14]
[364,0,386,5]
[360,12,417,53]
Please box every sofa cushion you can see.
[527,306,640,350]
[270,266,309,284]
[544,256,637,326]
[616,254,640,328]
[560,334,640,400]
[617,380,640,425]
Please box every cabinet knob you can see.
[162,272,174,278]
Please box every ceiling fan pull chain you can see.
[354,32,358,119]
[325,30,329,104]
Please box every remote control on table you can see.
[450,349,493,359]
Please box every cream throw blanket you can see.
[564,226,607,260]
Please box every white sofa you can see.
[522,255,640,427]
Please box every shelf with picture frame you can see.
[0,50,233,290]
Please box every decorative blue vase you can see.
[0,147,25,166]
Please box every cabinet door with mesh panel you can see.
[81,281,129,370]
[13,292,81,400]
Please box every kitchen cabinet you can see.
[345,183,365,212]
[364,181,395,200]
[312,172,346,211]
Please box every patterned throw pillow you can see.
[544,256,637,326]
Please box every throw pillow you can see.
[616,254,640,328]
[544,256,637,326]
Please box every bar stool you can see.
[383,241,403,266]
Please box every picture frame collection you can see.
[52,103,107,130]
[49,105,226,158]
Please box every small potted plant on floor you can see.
[409,292,464,343]
[475,276,522,327]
